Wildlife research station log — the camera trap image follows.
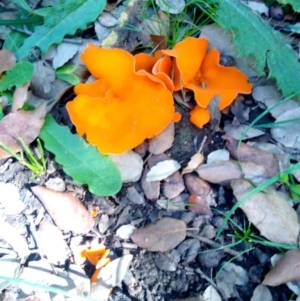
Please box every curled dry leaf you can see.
[182,153,204,175]
[223,135,279,177]
[109,150,143,183]
[163,171,185,199]
[146,159,181,182]
[187,195,213,216]
[11,82,30,113]
[271,107,300,149]
[148,121,175,155]
[0,219,29,260]
[263,250,300,286]
[130,217,186,252]
[31,185,94,234]
[0,49,16,74]
[232,179,300,245]
[196,160,268,186]
[37,219,69,265]
[0,104,47,159]
[141,167,160,201]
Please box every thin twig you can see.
[195,267,228,301]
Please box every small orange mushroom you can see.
[67,44,175,154]
[190,106,210,128]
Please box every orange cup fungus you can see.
[66,44,175,154]
[67,38,252,154]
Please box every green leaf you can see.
[0,108,3,121]
[55,64,80,85]
[39,115,122,196]
[0,62,34,92]
[16,0,106,59]
[290,184,300,196]
[208,0,300,99]
[277,0,300,12]
[280,173,289,184]
[3,31,26,53]
[11,0,34,14]
[56,73,80,85]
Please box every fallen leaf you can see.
[131,217,186,252]
[196,160,268,185]
[224,123,265,140]
[30,185,94,234]
[271,107,300,149]
[207,96,221,131]
[263,250,300,286]
[250,284,273,301]
[109,150,143,183]
[187,195,213,216]
[223,135,279,177]
[141,167,160,201]
[11,82,30,113]
[247,1,269,15]
[146,159,181,182]
[126,186,145,205]
[200,24,257,78]
[30,61,55,98]
[184,174,211,195]
[182,153,204,175]
[155,0,185,14]
[0,49,16,74]
[37,219,69,265]
[252,85,300,118]
[52,42,79,69]
[148,121,175,155]
[231,179,300,245]
[203,285,222,301]
[0,182,25,214]
[0,219,30,260]
[90,255,133,299]
[163,171,185,199]
[0,104,47,159]
[207,149,230,164]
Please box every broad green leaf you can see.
[55,64,80,85]
[3,31,26,53]
[55,73,80,85]
[39,115,122,196]
[0,62,34,92]
[277,0,300,12]
[208,0,300,99]
[17,0,106,59]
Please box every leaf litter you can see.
[2,0,300,300]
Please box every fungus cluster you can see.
[67,37,252,154]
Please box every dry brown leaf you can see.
[196,160,268,185]
[223,135,279,177]
[182,153,204,175]
[263,250,300,286]
[0,49,16,74]
[232,179,300,245]
[149,121,175,155]
[37,219,69,265]
[11,82,30,113]
[31,185,94,234]
[208,96,221,132]
[163,171,185,199]
[30,61,55,98]
[187,195,213,216]
[141,167,160,201]
[109,150,143,183]
[147,159,181,182]
[0,104,47,159]
[130,217,186,252]
[184,174,211,196]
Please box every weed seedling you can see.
[280,172,300,201]
[0,138,46,176]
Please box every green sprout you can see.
[280,172,300,201]
[0,138,46,176]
